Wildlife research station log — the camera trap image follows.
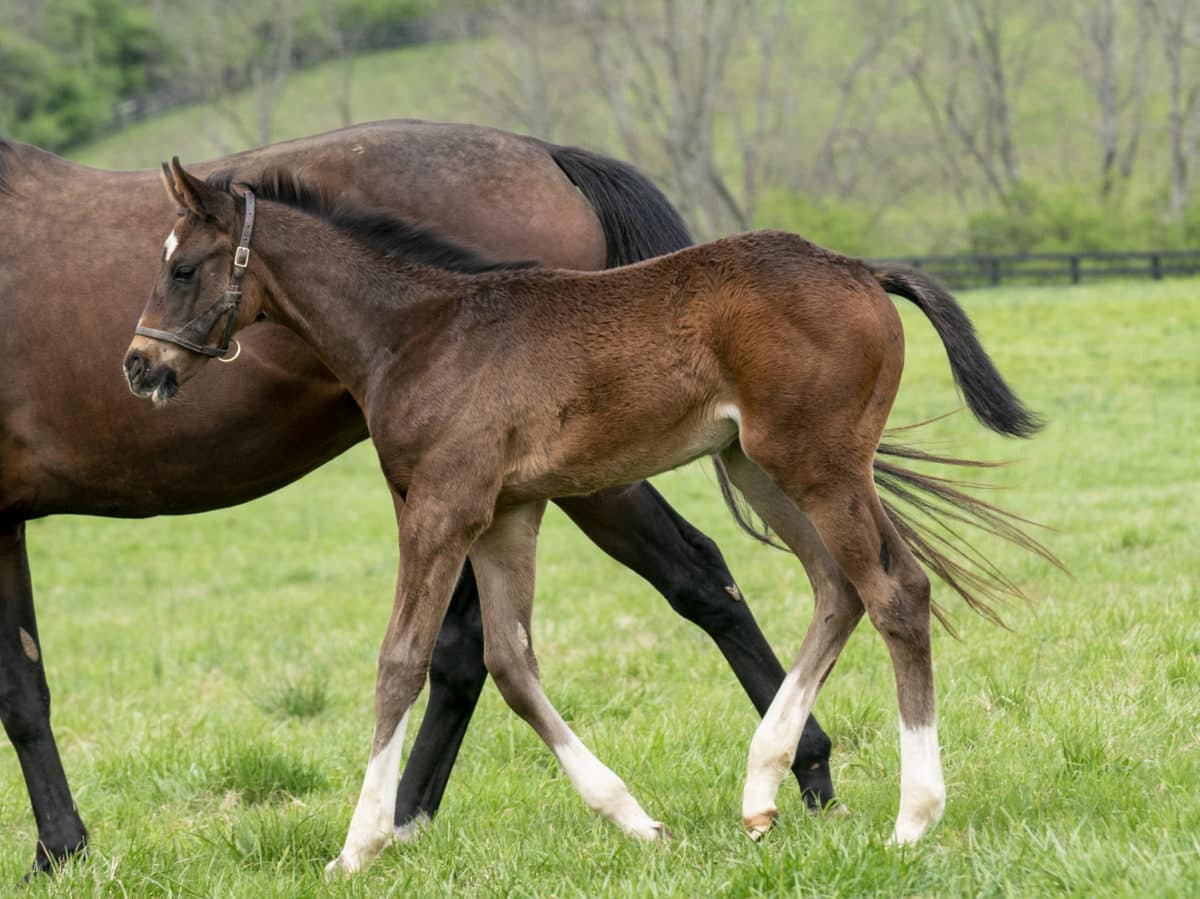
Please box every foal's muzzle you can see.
[123,347,179,403]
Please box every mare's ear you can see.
[167,156,220,220]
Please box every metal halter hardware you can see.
[135,189,256,360]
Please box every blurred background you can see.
[2,0,1198,256]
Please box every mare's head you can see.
[124,158,266,404]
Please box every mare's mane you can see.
[207,167,535,275]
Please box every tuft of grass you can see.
[206,740,327,806]
[260,671,329,720]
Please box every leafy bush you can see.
[966,183,1200,254]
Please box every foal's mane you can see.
[207,167,535,275]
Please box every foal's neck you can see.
[250,203,458,406]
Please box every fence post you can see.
[1151,255,1162,280]
[1070,256,1080,284]
[989,257,1001,286]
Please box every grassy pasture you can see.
[2,278,1197,896]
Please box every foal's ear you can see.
[166,156,217,219]
[160,162,187,210]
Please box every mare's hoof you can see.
[743,807,778,841]
[25,837,88,882]
[651,821,673,841]
[393,814,429,844]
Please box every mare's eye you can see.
[172,265,196,283]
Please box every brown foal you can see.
[125,161,1040,873]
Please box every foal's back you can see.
[453,231,899,501]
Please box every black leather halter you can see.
[135,189,256,360]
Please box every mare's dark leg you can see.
[0,523,88,875]
[555,482,835,809]
[392,565,485,834]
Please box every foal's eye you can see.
[172,265,196,283]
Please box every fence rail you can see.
[868,249,1200,288]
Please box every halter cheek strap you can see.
[135,189,256,360]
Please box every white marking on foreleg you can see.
[553,734,663,839]
[325,711,410,877]
[742,669,817,837]
[891,719,945,845]
[163,228,179,261]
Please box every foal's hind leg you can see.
[469,501,664,839]
[738,436,946,845]
[557,483,836,809]
[718,447,864,836]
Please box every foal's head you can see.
[124,158,266,404]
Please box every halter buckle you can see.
[234,246,251,269]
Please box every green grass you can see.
[2,278,1198,895]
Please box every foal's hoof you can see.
[324,852,367,879]
[743,807,778,841]
[324,856,350,879]
[628,818,669,841]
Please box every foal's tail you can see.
[543,142,1055,628]
[719,263,1057,629]
[871,266,1044,438]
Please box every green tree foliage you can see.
[0,0,173,150]
[0,0,431,152]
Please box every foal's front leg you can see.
[470,502,664,839]
[326,484,494,876]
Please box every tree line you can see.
[468,0,1200,253]
[4,0,1199,254]
[0,0,432,152]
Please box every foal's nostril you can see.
[124,352,145,383]
[123,351,153,396]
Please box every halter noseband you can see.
[135,189,256,361]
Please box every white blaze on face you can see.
[163,228,179,262]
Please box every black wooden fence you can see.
[868,249,1200,289]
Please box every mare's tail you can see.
[872,265,1044,438]
[541,141,693,264]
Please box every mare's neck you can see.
[250,204,448,406]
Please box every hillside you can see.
[63,6,1197,257]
